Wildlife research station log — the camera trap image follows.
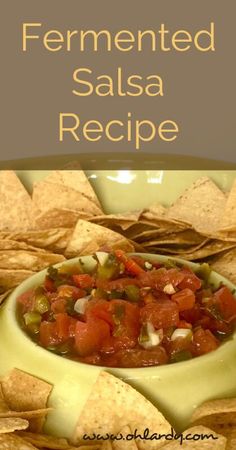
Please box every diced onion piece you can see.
[74,296,91,314]
[95,252,109,266]
[163,283,176,295]
[171,328,193,341]
[144,261,153,270]
[139,322,163,349]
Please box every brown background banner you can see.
[1,0,235,167]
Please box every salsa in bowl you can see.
[17,251,236,368]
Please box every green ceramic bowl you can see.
[0,253,236,439]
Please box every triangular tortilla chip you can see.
[0,290,12,306]
[0,171,33,232]
[191,398,236,424]
[0,386,8,413]
[0,417,29,433]
[65,220,134,257]
[0,229,73,253]
[16,431,79,449]
[0,433,38,449]
[0,250,65,271]
[73,371,171,449]
[140,203,167,222]
[142,230,204,247]
[101,442,113,450]
[175,240,236,261]
[166,177,226,234]
[34,208,89,230]
[1,369,52,432]
[159,425,226,449]
[210,248,236,284]
[0,239,46,252]
[32,181,102,217]
[190,399,236,450]
[219,179,236,231]
[0,269,34,289]
[112,425,138,449]
[45,170,102,208]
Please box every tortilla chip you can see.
[45,170,102,208]
[101,442,113,450]
[0,171,34,232]
[34,208,89,230]
[0,228,73,253]
[89,212,142,231]
[0,408,51,419]
[191,398,236,423]
[79,239,135,256]
[78,447,102,450]
[121,221,188,241]
[210,248,236,284]
[0,290,12,306]
[65,220,134,257]
[219,180,236,231]
[140,202,167,219]
[73,371,171,449]
[0,239,47,252]
[190,398,236,449]
[174,240,236,261]
[16,431,79,449]
[0,269,34,289]
[141,230,204,247]
[32,181,102,217]
[0,417,29,433]
[166,177,226,235]
[1,369,52,432]
[112,425,138,449]
[0,250,65,271]
[159,425,226,449]
[0,387,8,413]
[0,433,38,449]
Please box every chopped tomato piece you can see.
[143,292,157,304]
[39,321,61,347]
[129,256,146,268]
[97,277,139,291]
[178,268,202,292]
[106,346,169,368]
[178,320,192,329]
[114,250,145,275]
[80,353,102,365]
[180,304,202,323]
[57,285,86,300]
[17,289,34,312]
[44,277,55,292]
[192,328,219,356]
[213,286,236,321]
[54,313,71,340]
[86,300,114,328]
[140,300,179,329]
[138,268,184,291]
[172,288,195,312]
[74,318,110,356]
[72,274,94,289]
[101,335,137,353]
[51,299,67,314]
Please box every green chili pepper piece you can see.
[24,312,42,326]
[125,285,140,302]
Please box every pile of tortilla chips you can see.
[0,170,236,301]
[0,368,233,449]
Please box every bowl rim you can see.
[4,252,236,374]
